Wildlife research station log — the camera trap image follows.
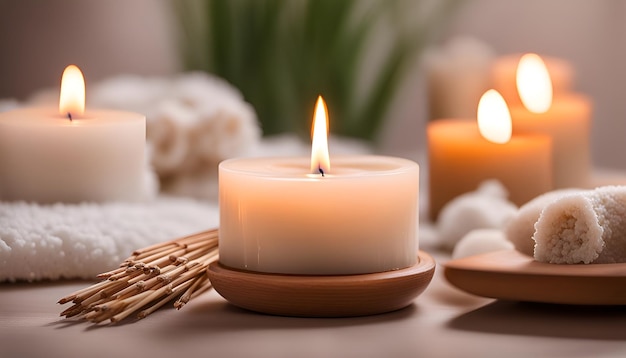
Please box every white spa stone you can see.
[452,229,514,259]
[505,188,584,256]
[533,186,626,264]
[437,180,517,250]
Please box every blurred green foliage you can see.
[175,0,458,142]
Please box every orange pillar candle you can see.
[428,90,552,219]
[492,53,574,109]
[509,54,592,188]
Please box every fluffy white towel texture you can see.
[437,180,518,250]
[0,197,218,282]
[533,186,626,264]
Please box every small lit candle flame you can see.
[59,65,85,119]
[477,89,512,144]
[310,96,330,175]
[516,53,553,113]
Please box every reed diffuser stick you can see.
[58,229,219,324]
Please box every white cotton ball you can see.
[452,229,514,259]
[437,180,518,250]
[505,188,584,256]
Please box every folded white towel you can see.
[0,197,218,282]
[533,186,626,264]
[148,99,197,176]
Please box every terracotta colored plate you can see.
[207,251,436,317]
[444,249,626,305]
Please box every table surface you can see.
[2,251,626,358]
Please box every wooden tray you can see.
[207,251,435,317]
[444,249,626,305]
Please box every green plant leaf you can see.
[173,0,460,142]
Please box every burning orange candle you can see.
[492,53,574,108]
[428,89,552,219]
[508,54,592,188]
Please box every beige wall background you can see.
[0,0,624,169]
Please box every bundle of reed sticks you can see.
[58,229,219,324]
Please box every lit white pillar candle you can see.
[0,65,146,203]
[219,97,420,275]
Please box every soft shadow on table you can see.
[448,300,626,341]
[42,282,419,332]
[49,300,418,333]
[157,298,419,335]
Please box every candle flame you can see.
[59,65,85,118]
[310,96,330,174]
[477,89,512,144]
[516,53,552,113]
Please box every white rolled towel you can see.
[88,72,260,199]
[505,189,583,256]
[189,99,260,164]
[158,78,260,199]
[533,186,626,264]
[147,100,197,176]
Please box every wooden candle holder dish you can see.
[207,250,435,317]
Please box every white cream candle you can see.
[0,65,146,203]
[219,97,419,275]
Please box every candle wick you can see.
[67,112,73,121]
[318,167,325,177]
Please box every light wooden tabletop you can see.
[2,251,626,358]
